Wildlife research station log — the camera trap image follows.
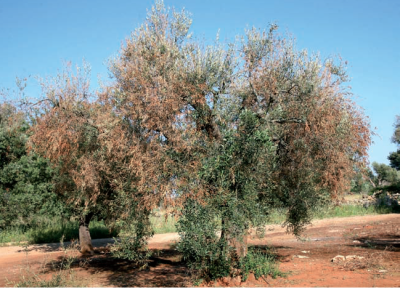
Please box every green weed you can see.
[239,247,284,281]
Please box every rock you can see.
[221,277,229,285]
[331,255,345,263]
[379,270,387,273]
[301,250,310,253]
[345,255,365,260]
[353,240,361,244]
[231,276,241,287]
[294,255,309,259]
[246,273,257,283]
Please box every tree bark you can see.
[79,212,94,255]
[220,218,248,259]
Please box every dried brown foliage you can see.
[27,2,372,254]
[240,30,371,200]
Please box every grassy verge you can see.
[267,204,397,225]
[312,204,396,219]
[1,204,397,245]
[0,219,117,245]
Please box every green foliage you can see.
[239,247,283,281]
[391,115,400,145]
[29,219,118,244]
[177,199,231,280]
[372,162,400,185]
[0,102,69,230]
[149,212,177,234]
[388,150,400,171]
[110,211,154,264]
[177,110,278,279]
[388,115,400,170]
[110,236,153,264]
[350,170,373,193]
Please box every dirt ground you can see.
[1,213,399,287]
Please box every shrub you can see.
[239,247,284,281]
[176,199,232,280]
[110,211,153,265]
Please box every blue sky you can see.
[1,0,399,166]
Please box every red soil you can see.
[1,214,399,287]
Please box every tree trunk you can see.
[220,218,248,259]
[79,212,94,255]
[232,231,248,258]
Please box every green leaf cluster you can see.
[0,103,68,229]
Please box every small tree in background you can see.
[28,64,101,254]
[0,101,67,230]
[27,63,145,254]
[28,62,157,257]
[371,162,400,186]
[388,115,400,170]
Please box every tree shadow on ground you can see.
[247,245,292,262]
[350,234,400,252]
[17,238,115,253]
[43,249,192,287]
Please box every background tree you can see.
[28,63,128,254]
[388,115,400,170]
[371,162,400,186]
[350,167,375,193]
[28,62,157,256]
[0,101,66,230]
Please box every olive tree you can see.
[108,1,371,277]
[28,1,371,270]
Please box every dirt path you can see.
[1,214,399,287]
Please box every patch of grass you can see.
[343,193,363,202]
[239,246,284,281]
[267,204,397,225]
[313,204,395,219]
[0,227,28,245]
[0,219,118,245]
[267,208,288,225]
[29,219,118,244]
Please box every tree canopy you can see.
[12,1,372,276]
[98,1,371,273]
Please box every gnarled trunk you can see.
[220,218,248,259]
[232,231,248,258]
[79,212,94,255]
